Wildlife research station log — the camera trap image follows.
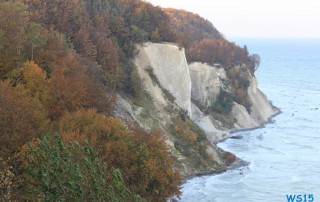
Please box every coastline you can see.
[182,106,282,182]
[176,38,320,202]
[229,107,282,135]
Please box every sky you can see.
[147,0,320,39]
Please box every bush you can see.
[0,158,16,201]
[211,89,234,114]
[0,81,48,159]
[58,109,182,201]
[21,134,142,201]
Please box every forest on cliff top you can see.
[0,0,259,200]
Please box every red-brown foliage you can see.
[59,109,182,201]
[0,81,48,159]
[45,53,110,119]
[165,8,253,68]
[187,38,249,67]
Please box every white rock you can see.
[191,103,231,143]
[189,62,227,107]
[248,76,278,124]
[134,42,192,117]
[231,102,259,129]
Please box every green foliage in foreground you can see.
[22,134,144,202]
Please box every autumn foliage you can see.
[187,38,250,67]
[0,81,48,159]
[59,109,181,201]
[0,0,259,200]
[0,0,183,200]
[165,8,259,70]
[164,8,223,46]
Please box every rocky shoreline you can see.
[183,107,281,180]
[118,42,281,180]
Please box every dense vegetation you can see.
[0,0,181,200]
[164,9,260,70]
[0,0,260,200]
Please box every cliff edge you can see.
[116,42,278,177]
[189,62,278,132]
[134,42,192,117]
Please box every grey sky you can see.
[147,0,320,39]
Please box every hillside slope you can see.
[0,0,277,200]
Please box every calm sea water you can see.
[179,39,320,202]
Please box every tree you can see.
[22,61,47,101]
[0,158,16,201]
[0,81,48,159]
[58,109,182,201]
[32,30,71,76]
[243,45,249,55]
[45,53,110,119]
[248,54,261,73]
[164,8,223,44]
[21,134,143,201]
[45,55,88,119]
[212,89,234,114]
[26,23,47,61]
[0,2,29,79]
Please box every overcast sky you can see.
[147,0,320,39]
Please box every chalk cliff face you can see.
[231,102,258,128]
[131,42,226,177]
[189,62,278,130]
[120,42,277,177]
[188,62,227,107]
[232,71,278,129]
[248,76,277,124]
[134,42,192,117]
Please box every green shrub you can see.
[22,134,142,202]
[211,89,234,114]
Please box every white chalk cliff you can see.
[123,42,278,176]
[134,42,192,117]
[248,76,277,124]
[189,62,227,107]
[133,42,277,138]
[189,62,278,131]
[231,71,278,129]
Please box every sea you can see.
[179,38,320,202]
